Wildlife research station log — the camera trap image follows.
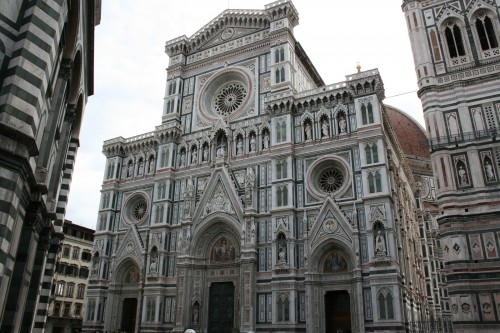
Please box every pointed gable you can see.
[192,167,244,232]
[115,227,145,270]
[308,197,355,251]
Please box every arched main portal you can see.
[109,259,142,333]
[179,216,246,333]
[306,240,364,333]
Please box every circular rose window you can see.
[198,67,253,123]
[319,167,344,193]
[123,193,150,225]
[306,156,351,200]
[132,200,148,221]
[213,82,247,116]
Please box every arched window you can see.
[146,297,156,322]
[276,120,287,143]
[276,159,287,179]
[445,22,466,58]
[277,293,290,322]
[275,47,285,63]
[361,103,374,125]
[378,289,394,320]
[275,67,286,83]
[475,13,498,51]
[368,171,382,193]
[365,144,378,164]
[86,299,96,321]
[276,185,288,206]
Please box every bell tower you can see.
[403,1,500,332]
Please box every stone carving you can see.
[180,150,186,167]
[236,137,243,155]
[203,145,209,162]
[249,134,256,152]
[375,231,386,255]
[138,159,144,175]
[338,115,347,133]
[127,162,133,177]
[191,147,198,164]
[149,255,158,273]
[305,122,312,141]
[263,131,270,149]
[321,120,329,137]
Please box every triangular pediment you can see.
[199,27,266,52]
[165,10,270,56]
[309,197,355,251]
[115,227,145,270]
[192,167,244,231]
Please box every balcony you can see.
[421,128,498,152]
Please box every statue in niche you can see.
[250,134,256,152]
[305,122,312,141]
[138,160,144,175]
[263,131,270,149]
[127,163,133,177]
[375,231,386,255]
[203,145,208,161]
[484,159,495,181]
[321,120,329,137]
[192,303,200,324]
[458,164,469,186]
[338,115,347,133]
[216,140,226,158]
[180,151,186,166]
[148,158,154,173]
[149,255,158,273]
[191,147,197,164]
[237,137,243,155]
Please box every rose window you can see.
[123,193,150,225]
[213,82,247,116]
[318,167,344,193]
[133,200,148,221]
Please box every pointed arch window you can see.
[378,289,394,320]
[361,103,374,125]
[368,171,382,193]
[276,159,288,179]
[277,294,290,322]
[365,144,379,164]
[445,22,466,58]
[275,47,285,63]
[275,67,285,83]
[276,185,288,207]
[475,14,498,51]
[146,297,156,322]
[276,120,287,143]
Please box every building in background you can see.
[403,0,500,332]
[46,220,94,333]
[0,1,101,332]
[84,1,448,332]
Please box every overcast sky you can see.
[66,0,422,229]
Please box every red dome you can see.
[385,105,429,158]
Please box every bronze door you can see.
[325,290,351,333]
[121,298,137,333]
[208,282,234,333]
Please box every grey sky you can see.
[66,0,422,229]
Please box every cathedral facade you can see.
[84,1,444,332]
[403,0,500,332]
